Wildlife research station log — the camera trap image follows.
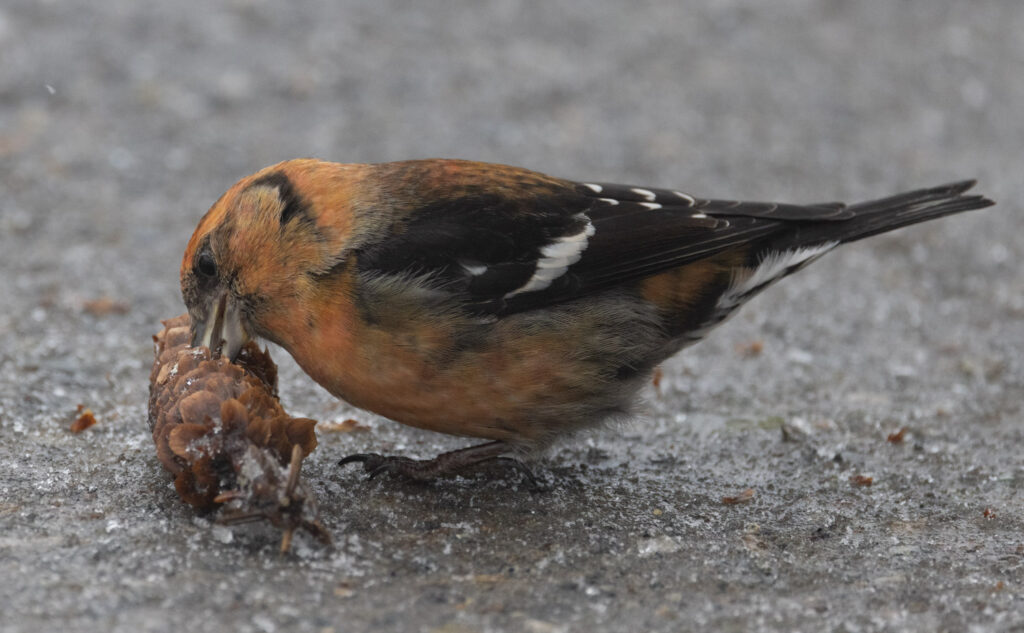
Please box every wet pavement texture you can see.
[1,2,1022,632]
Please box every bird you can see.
[180,158,993,482]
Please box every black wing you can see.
[356,176,991,316]
[355,186,594,311]
[553,183,851,307]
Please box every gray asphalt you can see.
[1,2,1022,632]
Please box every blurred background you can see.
[1,2,1021,632]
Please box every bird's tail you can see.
[638,180,992,348]
[776,180,994,250]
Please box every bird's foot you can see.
[338,441,545,490]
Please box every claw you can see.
[493,457,546,492]
[337,453,368,466]
[339,452,389,476]
[339,453,376,467]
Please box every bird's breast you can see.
[289,313,596,445]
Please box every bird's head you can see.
[180,159,377,359]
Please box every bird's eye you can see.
[197,251,217,278]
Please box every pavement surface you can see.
[1,2,1022,632]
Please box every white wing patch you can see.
[505,214,596,297]
[582,183,603,193]
[673,190,697,206]
[460,261,488,276]
[717,242,838,312]
[631,187,657,201]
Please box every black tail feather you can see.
[777,180,994,250]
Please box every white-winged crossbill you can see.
[180,159,992,481]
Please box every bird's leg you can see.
[338,441,543,489]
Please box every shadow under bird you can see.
[180,158,994,483]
